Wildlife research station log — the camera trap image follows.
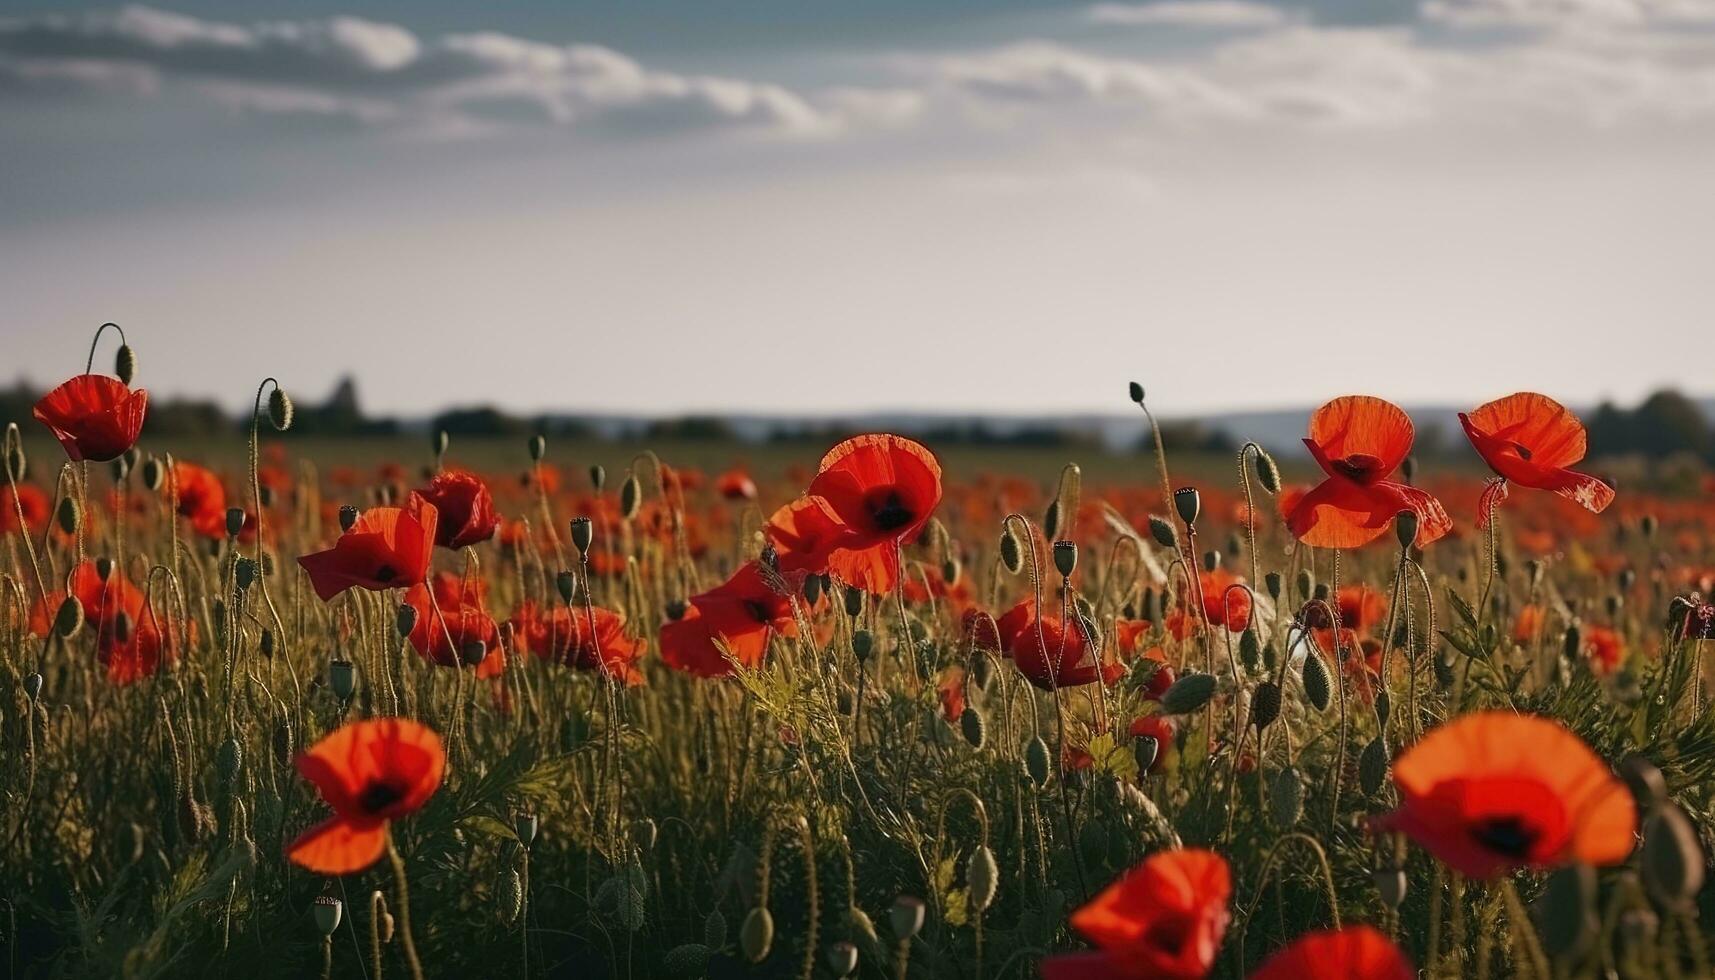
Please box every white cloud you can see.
[1422,0,1715,27]
[1089,2,1296,28]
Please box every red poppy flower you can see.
[101,611,197,685]
[33,374,148,462]
[1373,711,1635,879]
[1249,925,1412,980]
[1459,393,1614,526]
[1512,604,1545,645]
[404,573,503,679]
[288,718,445,875]
[1583,625,1624,676]
[1284,396,1451,550]
[0,484,49,534]
[1173,569,1252,634]
[1041,848,1231,980]
[793,434,942,593]
[716,468,758,501]
[937,665,967,722]
[659,561,796,677]
[513,599,645,685]
[416,469,500,550]
[1009,607,1122,690]
[172,461,229,539]
[298,493,438,601]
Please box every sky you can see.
[1,0,1711,420]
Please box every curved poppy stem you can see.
[2,424,49,605]
[1130,395,1179,552]
[384,833,425,980]
[1233,831,1343,970]
[249,378,290,660]
[83,321,125,376]
[1236,442,1272,589]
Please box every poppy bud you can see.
[1162,673,1215,714]
[1605,594,1623,618]
[1401,455,1417,483]
[1052,540,1077,578]
[844,585,864,618]
[218,737,243,780]
[1254,449,1281,494]
[1265,571,1282,601]
[1172,487,1200,527]
[826,941,859,978]
[332,504,356,533]
[1394,511,1418,549]
[136,456,162,492]
[1043,498,1061,541]
[235,557,257,591]
[1302,653,1331,712]
[1127,381,1145,404]
[1618,567,1636,590]
[225,507,245,538]
[967,845,999,912]
[1201,550,1219,573]
[312,895,343,936]
[1251,680,1281,729]
[1295,569,1314,601]
[112,611,132,644]
[1024,736,1051,787]
[4,440,25,482]
[852,629,874,663]
[260,628,275,657]
[1270,767,1304,827]
[589,464,606,491]
[55,496,79,536]
[1619,754,1666,810]
[1641,514,1658,539]
[665,599,687,621]
[1373,869,1407,909]
[1562,623,1582,661]
[1642,803,1704,909]
[999,528,1022,574]
[1374,689,1391,729]
[329,659,356,701]
[460,640,488,667]
[803,574,822,606]
[1537,864,1596,959]
[395,603,417,637]
[114,343,137,385]
[528,434,546,462]
[111,455,130,482]
[1239,628,1260,670]
[1358,737,1388,796]
[740,907,774,962]
[664,944,710,975]
[1148,516,1176,549]
[23,672,43,701]
[1133,735,1159,774]
[265,388,293,432]
[959,707,986,749]
[942,557,961,587]
[889,897,925,940]
[619,475,641,519]
[498,868,524,923]
[53,595,84,637]
[570,516,593,555]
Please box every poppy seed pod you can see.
[959,706,986,749]
[1254,449,1282,494]
[115,343,137,385]
[395,603,418,637]
[1173,487,1201,527]
[889,897,925,940]
[588,464,606,491]
[1373,869,1407,909]
[740,907,774,962]
[515,812,538,847]
[55,496,79,536]
[329,659,356,701]
[967,845,999,911]
[460,640,488,667]
[338,505,358,532]
[225,507,245,538]
[1394,510,1418,549]
[570,516,593,555]
[23,672,43,701]
[1128,381,1145,404]
[1642,803,1704,908]
[1265,571,1283,601]
[1133,734,1159,774]
[267,388,293,432]
[998,528,1022,574]
[1295,569,1314,601]
[1161,672,1216,715]
[619,475,641,519]
[528,434,546,462]
[1052,540,1077,578]
[826,941,859,978]
[53,595,84,637]
[556,570,577,603]
[1024,736,1051,787]
[1302,652,1332,712]
[1251,680,1281,729]
[218,736,242,780]
[844,585,864,618]
[851,629,874,662]
[1148,515,1177,549]
[312,895,343,936]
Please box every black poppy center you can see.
[374,565,397,584]
[1471,815,1539,858]
[1513,442,1533,461]
[744,600,772,625]
[358,780,406,815]
[1144,914,1194,954]
[1332,453,1382,482]
[866,489,914,532]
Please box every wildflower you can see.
[403,573,503,678]
[1249,925,1413,980]
[659,561,796,677]
[33,374,148,462]
[1459,392,1614,525]
[298,493,438,601]
[1374,711,1635,879]
[415,469,500,550]
[1283,396,1451,549]
[1003,599,1122,690]
[513,600,645,685]
[0,484,49,533]
[287,719,445,875]
[1041,848,1231,980]
[172,461,230,539]
[716,468,758,501]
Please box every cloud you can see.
[0,4,866,137]
[1422,0,1715,27]
[1088,1,1297,28]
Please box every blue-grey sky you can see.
[2,1,1711,418]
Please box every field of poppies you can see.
[5,325,1715,979]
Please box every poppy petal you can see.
[287,816,389,875]
[1308,396,1413,479]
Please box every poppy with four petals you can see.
[298,493,438,601]
[33,374,148,462]
[1459,392,1615,526]
[416,469,501,550]
[287,718,446,875]
[659,561,797,677]
[1284,396,1451,550]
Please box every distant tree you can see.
[1588,389,1711,460]
[432,406,527,437]
[646,416,738,441]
